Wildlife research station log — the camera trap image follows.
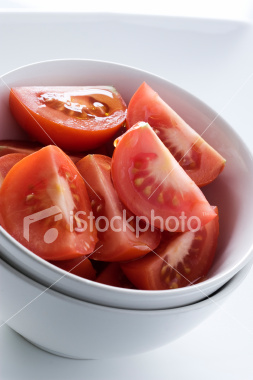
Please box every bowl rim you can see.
[0,58,253,302]
[1,224,253,300]
[0,256,252,315]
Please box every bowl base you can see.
[12,328,96,360]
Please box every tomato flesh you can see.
[76,154,161,261]
[9,86,127,151]
[49,256,96,280]
[0,145,97,260]
[121,208,219,290]
[112,122,216,232]
[126,82,226,187]
[0,153,27,188]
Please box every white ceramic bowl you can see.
[0,59,253,310]
[0,257,251,359]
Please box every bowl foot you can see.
[11,328,96,360]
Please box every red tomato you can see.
[76,154,161,262]
[0,153,27,188]
[9,86,127,152]
[121,207,219,290]
[96,263,135,289]
[0,145,97,260]
[49,256,96,280]
[111,122,216,232]
[126,82,226,187]
[0,140,43,156]
[0,140,81,163]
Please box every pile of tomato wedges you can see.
[0,82,225,290]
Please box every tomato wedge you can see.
[111,122,216,232]
[96,263,135,289]
[0,153,27,188]
[126,82,226,187]
[121,207,219,290]
[76,154,161,261]
[0,140,82,163]
[49,256,96,280]
[9,86,127,152]
[0,140,43,156]
[0,145,97,260]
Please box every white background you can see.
[0,0,252,21]
[0,2,253,379]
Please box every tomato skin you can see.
[111,122,216,232]
[0,140,81,164]
[0,140,43,157]
[96,263,135,289]
[126,82,226,187]
[0,145,97,260]
[121,208,219,290]
[49,256,96,280]
[76,154,161,262]
[0,153,27,188]
[9,87,127,152]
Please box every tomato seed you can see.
[26,193,35,202]
[172,196,179,206]
[161,265,167,276]
[143,186,152,196]
[170,282,178,289]
[96,204,102,213]
[73,194,80,202]
[157,192,164,203]
[134,177,144,187]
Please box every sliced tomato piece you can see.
[0,145,97,260]
[126,82,226,187]
[96,263,135,289]
[0,140,81,163]
[0,140,43,156]
[76,154,161,262]
[0,153,27,188]
[121,207,219,290]
[49,256,96,280]
[111,122,216,232]
[9,86,127,152]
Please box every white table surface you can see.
[0,10,253,380]
[0,0,252,22]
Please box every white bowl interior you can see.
[0,59,253,310]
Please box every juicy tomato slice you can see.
[111,122,216,232]
[0,140,82,163]
[126,82,226,187]
[0,145,97,260]
[9,86,127,152]
[96,263,135,289]
[121,207,219,290]
[76,154,161,262]
[0,153,27,188]
[49,256,96,280]
[0,140,43,156]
